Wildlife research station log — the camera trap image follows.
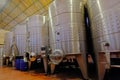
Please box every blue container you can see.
[20,59,28,71]
[15,59,20,70]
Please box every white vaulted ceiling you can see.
[0,0,54,30]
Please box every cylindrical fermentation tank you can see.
[4,32,13,56]
[14,23,27,56]
[87,0,120,55]
[87,0,120,79]
[49,0,86,55]
[27,15,49,54]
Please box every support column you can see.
[98,52,107,80]
[43,56,48,73]
[76,54,88,79]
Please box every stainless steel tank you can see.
[0,45,4,66]
[27,15,48,54]
[87,0,120,54]
[87,0,120,80]
[49,0,86,55]
[14,23,27,56]
[49,0,88,79]
[4,32,13,56]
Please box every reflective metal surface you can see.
[49,49,64,64]
[49,0,86,54]
[87,0,120,80]
[28,15,49,54]
[0,45,4,66]
[14,23,27,56]
[87,0,120,53]
[4,32,13,56]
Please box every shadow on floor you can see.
[104,68,120,80]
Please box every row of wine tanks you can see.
[4,0,86,58]
[4,0,120,78]
[4,0,120,55]
[4,15,48,56]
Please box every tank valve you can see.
[49,49,64,65]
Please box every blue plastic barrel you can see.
[15,59,20,70]
[20,59,28,71]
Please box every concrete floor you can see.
[0,67,82,80]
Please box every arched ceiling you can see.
[0,0,53,30]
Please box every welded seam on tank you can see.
[90,1,120,18]
[50,12,82,18]
[92,31,120,39]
